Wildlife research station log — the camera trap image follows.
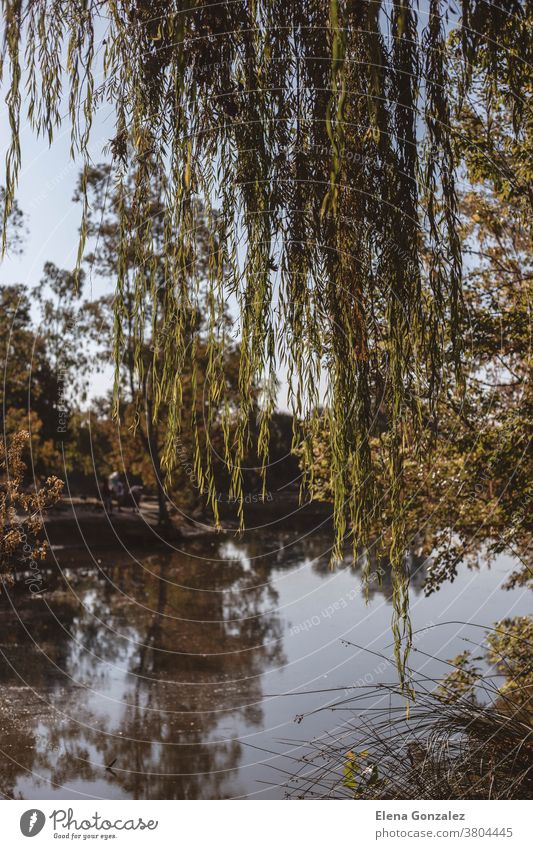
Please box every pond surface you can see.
[0,529,529,799]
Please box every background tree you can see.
[0,283,61,471]
[76,164,246,524]
[0,266,109,481]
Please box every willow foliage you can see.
[1,0,530,684]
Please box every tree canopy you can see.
[1,0,531,683]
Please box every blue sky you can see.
[1,101,114,297]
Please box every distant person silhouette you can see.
[114,478,124,512]
[102,480,113,514]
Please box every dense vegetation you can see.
[1,1,531,686]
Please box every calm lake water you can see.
[0,529,529,799]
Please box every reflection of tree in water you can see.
[0,542,286,798]
[264,528,429,598]
[0,587,81,798]
[0,533,430,797]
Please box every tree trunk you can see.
[141,396,170,527]
[148,419,170,526]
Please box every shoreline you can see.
[41,495,333,551]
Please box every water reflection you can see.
[0,531,527,799]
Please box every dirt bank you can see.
[42,494,333,550]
